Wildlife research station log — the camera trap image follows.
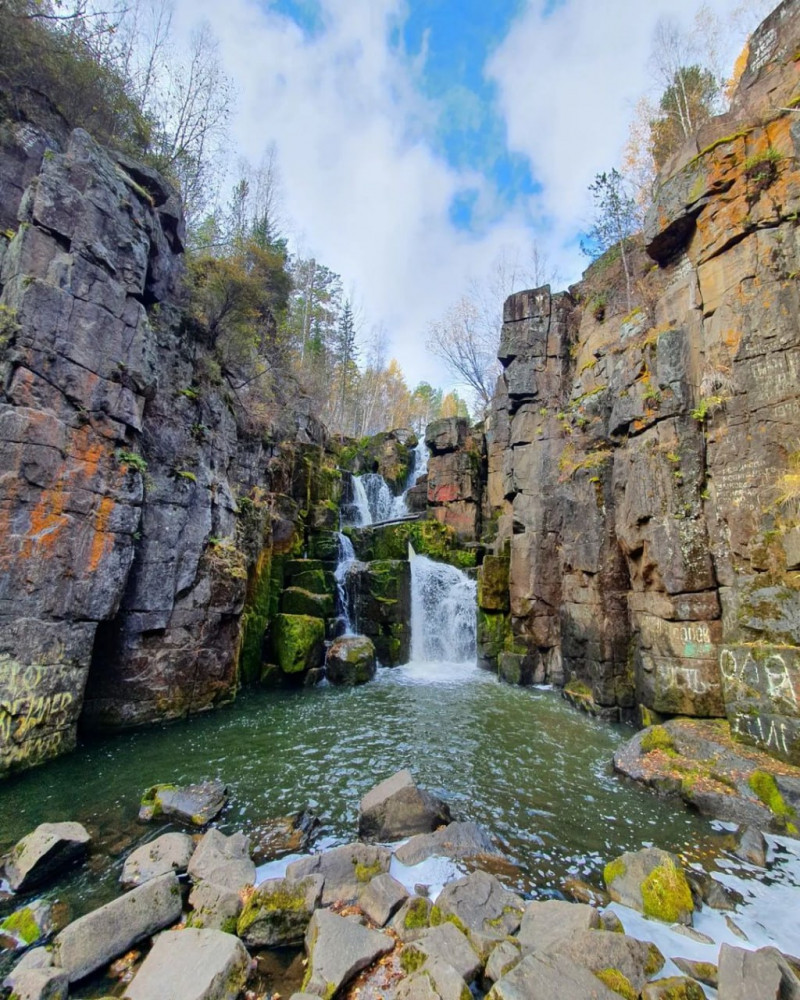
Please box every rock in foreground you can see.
[358,769,451,842]
[325,636,377,686]
[604,847,694,926]
[4,822,91,893]
[121,831,195,887]
[125,927,249,1000]
[139,781,228,826]
[303,909,393,998]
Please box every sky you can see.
[171,0,769,388]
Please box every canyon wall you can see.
[0,125,342,775]
[478,0,800,764]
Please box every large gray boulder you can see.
[434,870,524,948]
[303,909,393,997]
[540,929,665,994]
[124,928,249,1000]
[400,957,470,1000]
[402,923,482,982]
[604,847,695,925]
[1,967,68,1000]
[325,636,377,686]
[394,821,498,866]
[487,952,620,1000]
[717,943,800,1000]
[286,842,391,905]
[188,881,243,933]
[237,875,323,947]
[52,872,182,982]
[139,781,228,826]
[517,900,601,955]
[358,770,451,842]
[485,941,522,984]
[187,829,255,891]
[121,831,195,888]
[389,896,434,942]
[359,873,408,926]
[4,822,90,892]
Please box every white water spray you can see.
[346,436,428,527]
[334,532,358,635]
[409,545,476,665]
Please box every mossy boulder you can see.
[641,976,705,999]
[326,636,377,686]
[272,614,325,674]
[281,587,334,619]
[237,875,323,947]
[291,569,329,595]
[477,555,509,612]
[0,899,54,948]
[604,847,694,925]
[350,560,411,666]
[348,519,477,569]
[308,531,340,563]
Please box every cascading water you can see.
[334,532,357,635]
[409,544,476,665]
[345,435,428,527]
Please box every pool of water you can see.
[0,662,714,920]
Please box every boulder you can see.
[272,614,325,675]
[0,898,56,949]
[326,636,377,686]
[673,958,718,987]
[286,842,391,906]
[402,923,482,982]
[249,809,321,863]
[733,825,768,867]
[487,952,620,1000]
[641,978,705,1000]
[604,847,694,925]
[52,872,182,982]
[358,770,451,842]
[394,821,498,866]
[540,929,665,994]
[434,870,524,946]
[281,588,334,619]
[717,944,800,1000]
[139,781,227,826]
[4,822,90,892]
[517,900,601,955]
[121,832,195,887]
[416,957,471,1000]
[125,927,249,1000]
[187,829,255,891]
[303,909,393,998]
[1,967,68,1000]
[188,881,242,933]
[389,896,434,942]
[359,873,408,926]
[237,875,323,947]
[485,941,521,984]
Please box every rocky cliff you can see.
[0,125,342,775]
[476,0,800,764]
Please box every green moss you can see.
[594,968,637,1000]
[748,770,797,821]
[640,858,693,924]
[239,548,274,686]
[645,943,666,977]
[1,906,41,945]
[220,916,238,935]
[272,614,325,674]
[400,947,426,975]
[603,858,627,888]
[237,881,310,936]
[354,860,383,883]
[565,679,592,699]
[140,783,177,817]
[429,905,467,934]
[405,897,431,929]
[643,977,704,999]
[641,725,676,754]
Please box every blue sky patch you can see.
[268,0,325,37]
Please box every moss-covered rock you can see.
[272,614,325,674]
[292,569,329,595]
[308,530,340,563]
[281,587,333,619]
[641,976,705,1000]
[326,636,376,685]
[237,875,323,947]
[477,554,510,612]
[604,847,694,926]
[347,519,477,569]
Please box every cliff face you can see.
[0,125,339,775]
[480,0,800,763]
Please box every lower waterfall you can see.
[408,544,476,666]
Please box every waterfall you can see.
[334,532,358,635]
[345,436,430,528]
[409,545,476,664]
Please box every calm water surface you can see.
[0,663,713,918]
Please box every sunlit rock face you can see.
[481,0,800,759]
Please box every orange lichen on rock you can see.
[88,495,115,572]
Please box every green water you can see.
[0,663,713,917]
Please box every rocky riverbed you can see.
[2,767,800,1000]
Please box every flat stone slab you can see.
[237,875,323,947]
[188,881,242,933]
[121,832,195,887]
[358,770,451,842]
[717,943,800,1000]
[125,928,249,1000]
[4,822,91,892]
[404,922,481,982]
[304,909,393,997]
[488,952,620,1000]
[542,929,665,994]
[139,781,228,826]
[287,842,391,905]
[434,869,524,943]
[517,900,600,955]
[187,829,255,891]
[52,872,182,982]
[394,821,498,866]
